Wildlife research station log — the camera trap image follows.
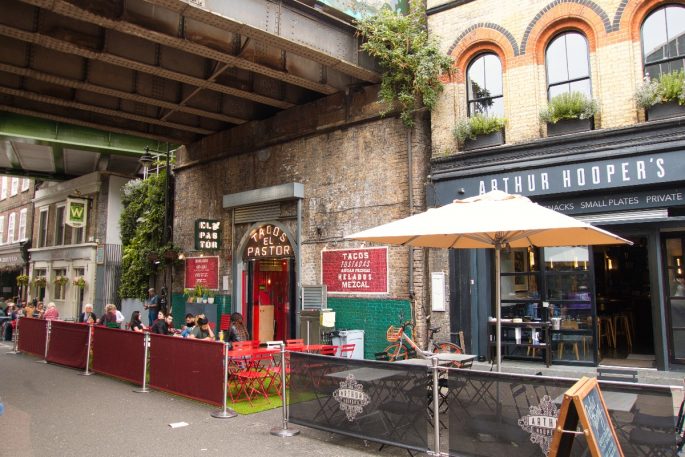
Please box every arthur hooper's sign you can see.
[322,247,388,294]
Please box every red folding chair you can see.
[339,343,356,358]
[231,340,253,351]
[219,314,232,332]
[234,352,273,405]
[286,338,304,346]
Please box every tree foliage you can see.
[356,0,453,127]
[119,173,171,299]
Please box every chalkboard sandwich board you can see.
[549,376,623,457]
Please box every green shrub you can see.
[539,92,598,124]
[453,115,506,144]
[635,70,685,108]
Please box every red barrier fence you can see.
[46,321,89,369]
[92,326,146,385]
[149,334,224,406]
[17,317,47,357]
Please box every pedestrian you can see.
[159,287,168,315]
[144,288,159,326]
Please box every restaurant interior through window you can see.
[495,239,657,368]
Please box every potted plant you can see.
[183,288,196,303]
[32,276,47,288]
[54,275,69,287]
[635,70,685,121]
[206,289,215,305]
[453,115,506,150]
[72,276,87,289]
[16,274,29,287]
[195,283,207,303]
[539,91,598,137]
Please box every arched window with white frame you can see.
[466,53,504,117]
[641,5,685,78]
[545,31,592,99]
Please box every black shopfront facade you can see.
[430,119,685,371]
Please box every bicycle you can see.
[382,320,462,362]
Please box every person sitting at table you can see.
[33,302,45,319]
[129,310,145,332]
[225,312,249,345]
[43,302,59,321]
[180,313,196,338]
[150,314,174,335]
[78,304,97,324]
[98,304,119,328]
[189,317,214,340]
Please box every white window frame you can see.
[38,207,49,248]
[7,212,16,244]
[53,268,67,300]
[1,177,7,200]
[0,215,4,245]
[10,177,18,196]
[18,208,27,241]
[21,178,29,192]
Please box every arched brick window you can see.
[466,53,503,117]
[545,32,591,99]
[641,5,685,78]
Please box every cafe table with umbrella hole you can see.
[345,190,631,372]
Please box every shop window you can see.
[466,53,504,117]
[18,208,27,241]
[21,178,29,192]
[7,212,16,244]
[642,5,685,78]
[545,32,591,99]
[38,208,48,247]
[53,268,67,300]
[71,225,84,245]
[54,205,65,246]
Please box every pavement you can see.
[0,341,398,457]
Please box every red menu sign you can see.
[185,256,219,289]
[322,247,388,294]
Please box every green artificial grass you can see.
[227,384,286,415]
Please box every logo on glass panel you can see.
[333,374,370,421]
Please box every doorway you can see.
[243,258,295,343]
[594,237,655,368]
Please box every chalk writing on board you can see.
[582,387,620,457]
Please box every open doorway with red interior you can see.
[242,258,295,343]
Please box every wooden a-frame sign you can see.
[549,376,624,457]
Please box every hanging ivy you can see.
[119,173,175,299]
[356,0,453,127]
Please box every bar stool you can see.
[613,313,633,352]
[597,316,615,351]
[558,320,581,360]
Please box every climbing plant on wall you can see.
[356,0,453,128]
[119,172,174,299]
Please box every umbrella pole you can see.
[495,244,502,373]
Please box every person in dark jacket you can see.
[78,304,97,324]
[150,314,174,335]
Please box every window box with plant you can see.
[540,92,598,137]
[454,115,506,151]
[54,275,69,287]
[32,276,47,288]
[72,276,87,289]
[635,70,685,121]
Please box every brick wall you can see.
[427,0,666,155]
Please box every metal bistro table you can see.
[394,353,477,367]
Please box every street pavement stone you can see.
[0,342,400,457]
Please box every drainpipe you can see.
[407,129,416,323]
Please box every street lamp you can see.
[139,147,155,179]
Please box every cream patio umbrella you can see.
[346,190,631,372]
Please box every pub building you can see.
[430,119,685,371]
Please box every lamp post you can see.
[139,147,155,179]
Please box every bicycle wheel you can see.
[433,341,463,354]
[384,342,411,361]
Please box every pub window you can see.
[18,208,27,241]
[38,208,48,247]
[642,5,685,78]
[0,215,4,244]
[55,205,65,246]
[21,178,29,192]
[53,268,67,300]
[466,53,504,117]
[7,212,16,244]
[71,224,84,245]
[545,32,592,99]
[0,177,7,200]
